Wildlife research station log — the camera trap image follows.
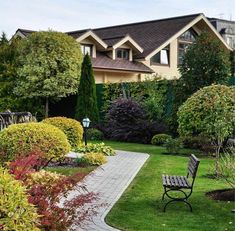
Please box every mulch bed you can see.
[206,189,235,202]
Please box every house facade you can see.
[14,13,231,83]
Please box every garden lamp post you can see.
[82,117,90,146]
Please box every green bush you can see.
[164,138,183,154]
[87,128,104,141]
[75,143,115,156]
[181,136,214,153]
[80,152,107,166]
[0,167,39,230]
[42,117,83,148]
[0,122,71,163]
[151,134,172,145]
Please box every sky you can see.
[1,0,235,38]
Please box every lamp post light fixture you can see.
[82,117,90,146]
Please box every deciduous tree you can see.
[15,31,82,117]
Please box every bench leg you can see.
[163,199,193,212]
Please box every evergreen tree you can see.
[75,54,99,123]
[179,32,231,98]
[0,32,8,46]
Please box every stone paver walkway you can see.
[65,150,149,231]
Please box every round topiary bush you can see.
[0,167,39,230]
[42,117,83,148]
[87,128,104,141]
[151,134,172,145]
[0,122,71,163]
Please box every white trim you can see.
[146,14,232,60]
[76,30,108,49]
[113,35,143,53]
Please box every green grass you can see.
[46,166,96,176]
[100,141,234,231]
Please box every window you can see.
[178,43,190,65]
[150,46,170,65]
[178,29,197,65]
[81,44,92,56]
[116,49,129,59]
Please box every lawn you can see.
[101,141,234,231]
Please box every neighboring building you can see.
[209,17,235,49]
[14,13,231,83]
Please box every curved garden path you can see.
[65,150,149,231]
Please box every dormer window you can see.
[116,49,129,59]
[81,44,92,56]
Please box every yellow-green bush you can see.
[0,122,71,163]
[80,152,107,166]
[42,117,83,148]
[0,167,39,230]
[27,170,63,187]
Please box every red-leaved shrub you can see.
[9,153,98,231]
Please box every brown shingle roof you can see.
[93,14,202,58]
[92,52,153,73]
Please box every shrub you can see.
[9,154,98,231]
[0,122,71,163]
[87,128,104,141]
[151,134,172,145]
[75,143,115,156]
[80,152,107,166]
[27,170,63,187]
[178,85,235,175]
[42,117,83,148]
[105,98,162,143]
[164,138,183,154]
[181,136,214,153]
[0,167,39,230]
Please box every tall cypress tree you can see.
[75,54,99,123]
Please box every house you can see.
[14,13,231,83]
[208,17,235,49]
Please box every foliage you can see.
[14,31,82,117]
[101,79,183,135]
[9,154,98,231]
[75,143,115,156]
[27,169,63,187]
[164,138,183,154]
[151,134,172,145]
[80,152,107,166]
[0,34,43,116]
[75,54,99,123]
[105,98,164,143]
[0,167,39,230]
[181,136,214,153]
[217,147,235,189]
[42,116,83,148]
[178,85,235,175]
[0,122,71,163]
[87,128,104,141]
[179,32,231,98]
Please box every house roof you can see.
[67,13,202,58]
[92,52,153,73]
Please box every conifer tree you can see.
[75,54,99,124]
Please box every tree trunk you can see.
[45,98,49,118]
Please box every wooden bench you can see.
[162,154,200,212]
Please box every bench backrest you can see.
[187,154,200,180]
